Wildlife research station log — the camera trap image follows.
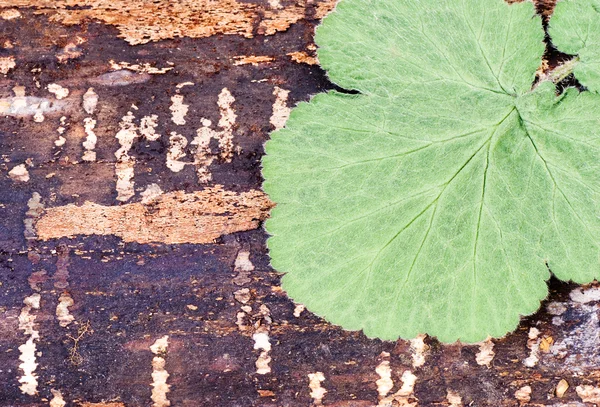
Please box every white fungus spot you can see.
[47,83,69,100]
[114,112,139,202]
[49,389,67,407]
[570,286,600,304]
[375,352,393,398]
[140,114,160,141]
[9,164,30,182]
[0,56,15,75]
[18,293,41,395]
[410,334,428,368]
[270,86,291,131]
[82,88,98,114]
[308,372,327,405]
[170,94,188,125]
[514,385,532,403]
[150,336,170,407]
[82,117,98,162]
[166,132,188,172]
[523,327,541,368]
[475,337,495,367]
[56,293,75,327]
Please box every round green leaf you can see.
[263,0,600,343]
[550,0,600,92]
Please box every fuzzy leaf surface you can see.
[550,0,600,92]
[263,0,600,342]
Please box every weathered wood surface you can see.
[1,1,600,406]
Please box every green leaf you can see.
[263,0,600,343]
[549,0,600,92]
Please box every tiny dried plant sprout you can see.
[262,0,600,343]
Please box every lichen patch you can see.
[253,332,272,375]
[150,336,170,407]
[308,372,327,406]
[35,187,273,244]
[0,56,16,75]
[8,164,30,182]
[82,88,99,114]
[523,327,541,368]
[514,385,532,403]
[447,390,462,407]
[192,120,218,183]
[50,389,67,407]
[48,83,70,100]
[82,118,98,162]
[409,334,428,368]
[293,304,305,317]
[114,111,139,202]
[140,183,164,204]
[166,132,188,172]
[170,95,188,126]
[288,51,319,65]
[233,55,275,66]
[577,385,600,404]
[216,88,236,162]
[18,293,41,395]
[570,286,600,304]
[1,9,21,20]
[270,86,291,131]
[140,115,160,141]
[109,60,174,74]
[475,337,495,367]
[375,352,393,399]
[56,293,75,327]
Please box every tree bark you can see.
[0,1,599,406]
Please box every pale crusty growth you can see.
[308,372,327,406]
[150,336,170,407]
[288,51,319,65]
[577,385,600,404]
[36,187,273,244]
[514,385,532,403]
[169,95,188,125]
[47,83,69,100]
[217,88,236,162]
[50,389,67,407]
[270,86,291,131]
[253,304,273,375]
[409,334,428,368]
[9,164,30,182]
[56,293,75,327]
[0,56,15,75]
[233,55,275,66]
[10,0,337,45]
[82,118,97,162]
[109,60,173,74]
[82,88,98,114]
[166,132,188,172]
[375,352,393,399]
[114,111,138,202]
[1,9,22,20]
[447,390,463,407]
[475,337,496,367]
[140,115,160,141]
[18,294,41,395]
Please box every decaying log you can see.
[1,0,600,406]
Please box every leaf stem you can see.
[543,57,580,84]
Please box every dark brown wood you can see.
[1,1,599,406]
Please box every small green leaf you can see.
[263,0,600,343]
[549,0,600,92]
